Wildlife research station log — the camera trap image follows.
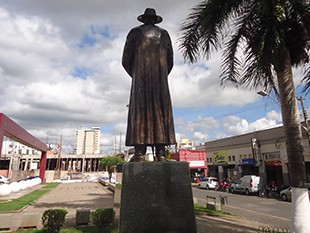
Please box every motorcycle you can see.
[215,179,230,192]
[259,185,280,199]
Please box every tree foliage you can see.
[100,155,124,170]
[179,0,310,93]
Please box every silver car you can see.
[198,177,218,190]
[280,184,310,201]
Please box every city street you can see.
[192,186,291,229]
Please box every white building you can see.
[1,138,40,156]
[75,127,101,155]
[176,138,195,150]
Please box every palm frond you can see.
[179,0,245,62]
[220,0,257,86]
[179,0,309,93]
[302,66,310,94]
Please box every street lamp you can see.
[257,90,268,97]
[257,90,310,148]
[257,90,280,106]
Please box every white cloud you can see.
[222,111,282,136]
[0,1,307,154]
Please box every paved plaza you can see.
[0,182,114,231]
[1,182,264,232]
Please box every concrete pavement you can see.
[1,182,268,232]
[0,182,114,231]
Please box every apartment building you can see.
[75,127,100,155]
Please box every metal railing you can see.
[258,226,289,233]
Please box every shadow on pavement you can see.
[196,215,262,233]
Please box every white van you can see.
[230,175,260,195]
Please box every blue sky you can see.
[0,0,308,154]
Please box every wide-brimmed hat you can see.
[137,8,162,24]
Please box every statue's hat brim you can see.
[137,8,162,24]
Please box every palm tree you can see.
[179,1,310,232]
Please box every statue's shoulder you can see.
[129,26,143,34]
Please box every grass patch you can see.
[0,183,59,212]
[42,182,60,189]
[115,183,122,190]
[194,204,232,216]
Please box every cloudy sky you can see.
[0,0,309,154]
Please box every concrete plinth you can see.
[119,162,197,233]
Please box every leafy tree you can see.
[179,1,310,232]
[100,155,124,182]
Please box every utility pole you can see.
[56,135,63,176]
[119,132,122,153]
[297,97,310,149]
[114,135,117,154]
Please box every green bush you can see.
[90,208,114,232]
[42,208,68,233]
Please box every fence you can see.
[258,226,289,233]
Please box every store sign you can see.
[213,150,227,164]
[251,138,261,164]
[188,160,205,168]
[242,158,255,165]
[262,152,282,166]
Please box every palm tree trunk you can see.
[276,49,310,233]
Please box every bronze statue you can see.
[122,8,176,162]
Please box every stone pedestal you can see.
[119,162,197,233]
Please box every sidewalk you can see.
[1,182,265,232]
[0,182,114,231]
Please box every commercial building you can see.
[204,123,310,187]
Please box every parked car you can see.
[198,177,218,190]
[230,175,260,195]
[280,184,310,202]
[0,175,9,184]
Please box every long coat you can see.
[122,24,176,146]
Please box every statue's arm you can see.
[122,29,137,77]
[166,32,173,75]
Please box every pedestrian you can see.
[122,8,176,162]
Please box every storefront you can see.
[263,151,284,187]
[241,158,259,175]
[170,149,207,182]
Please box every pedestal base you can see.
[119,162,197,233]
